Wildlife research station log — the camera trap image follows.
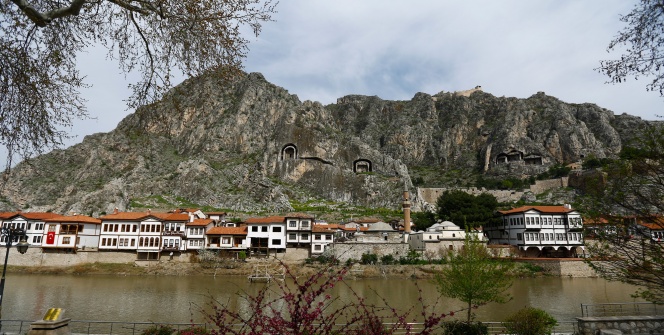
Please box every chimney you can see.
[113,207,119,214]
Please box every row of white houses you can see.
[0,209,339,258]
[6,204,660,259]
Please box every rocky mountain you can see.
[0,72,655,216]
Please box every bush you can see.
[361,253,378,265]
[442,321,488,335]
[141,325,174,335]
[380,254,395,265]
[503,307,557,335]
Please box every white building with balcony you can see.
[186,218,214,250]
[246,216,287,255]
[0,212,59,247]
[285,214,314,247]
[484,205,584,257]
[42,214,102,251]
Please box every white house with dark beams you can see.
[484,205,584,257]
[246,216,287,255]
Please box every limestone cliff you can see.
[0,73,655,215]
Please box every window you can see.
[315,234,321,240]
[517,233,523,241]
[314,245,322,251]
[301,220,310,228]
[131,239,135,246]
[301,234,309,240]
[272,239,282,246]
[272,226,282,232]
[325,235,332,240]
[261,226,268,232]
[289,220,297,228]
[288,233,296,240]
[222,237,231,244]
[251,226,258,232]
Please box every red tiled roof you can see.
[639,223,664,231]
[206,226,247,235]
[0,211,20,219]
[163,213,190,221]
[499,205,574,215]
[245,216,285,224]
[312,226,335,233]
[187,218,214,226]
[284,213,315,219]
[45,215,101,224]
[10,212,61,220]
[99,211,167,221]
[205,211,227,216]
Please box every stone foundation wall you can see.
[577,316,664,335]
[3,247,137,267]
[329,243,410,262]
[519,259,597,277]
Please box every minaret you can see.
[403,185,411,233]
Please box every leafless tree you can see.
[0,0,277,167]
[597,0,664,97]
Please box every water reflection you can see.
[5,274,641,322]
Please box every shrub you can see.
[442,320,488,335]
[361,253,378,264]
[141,325,174,335]
[380,254,395,265]
[503,307,557,335]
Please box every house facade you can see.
[245,216,286,255]
[409,221,467,253]
[285,214,314,247]
[42,214,102,251]
[485,205,584,257]
[0,212,60,247]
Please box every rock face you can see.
[0,73,655,215]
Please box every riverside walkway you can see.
[0,319,578,335]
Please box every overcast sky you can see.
[17,1,664,166]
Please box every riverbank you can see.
[7,257,597,279]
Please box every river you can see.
[4,274,642,323]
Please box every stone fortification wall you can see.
[329,243,410,262]
[418,187,523,205]
[418,177,568,207]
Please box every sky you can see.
[14,0,664,165]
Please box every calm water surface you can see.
[4,273,641,322]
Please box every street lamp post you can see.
[0,227,29,321]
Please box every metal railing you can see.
[580,302,663,317]
[0,319,580,335]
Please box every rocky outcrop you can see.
[0,72,656,215]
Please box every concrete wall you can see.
[577,315,664,334]
[329,243,410,262]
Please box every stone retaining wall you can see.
[329,243,410,262]
[577,315,664,334]
[517,259,597,277]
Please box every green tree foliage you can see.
[436,190,499,230]
[580,126,664,301]
[0,0,276,166]
[503,307,557,335]
[597,0,664,97]
[434,234,513,323]
[411,210,436,231]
